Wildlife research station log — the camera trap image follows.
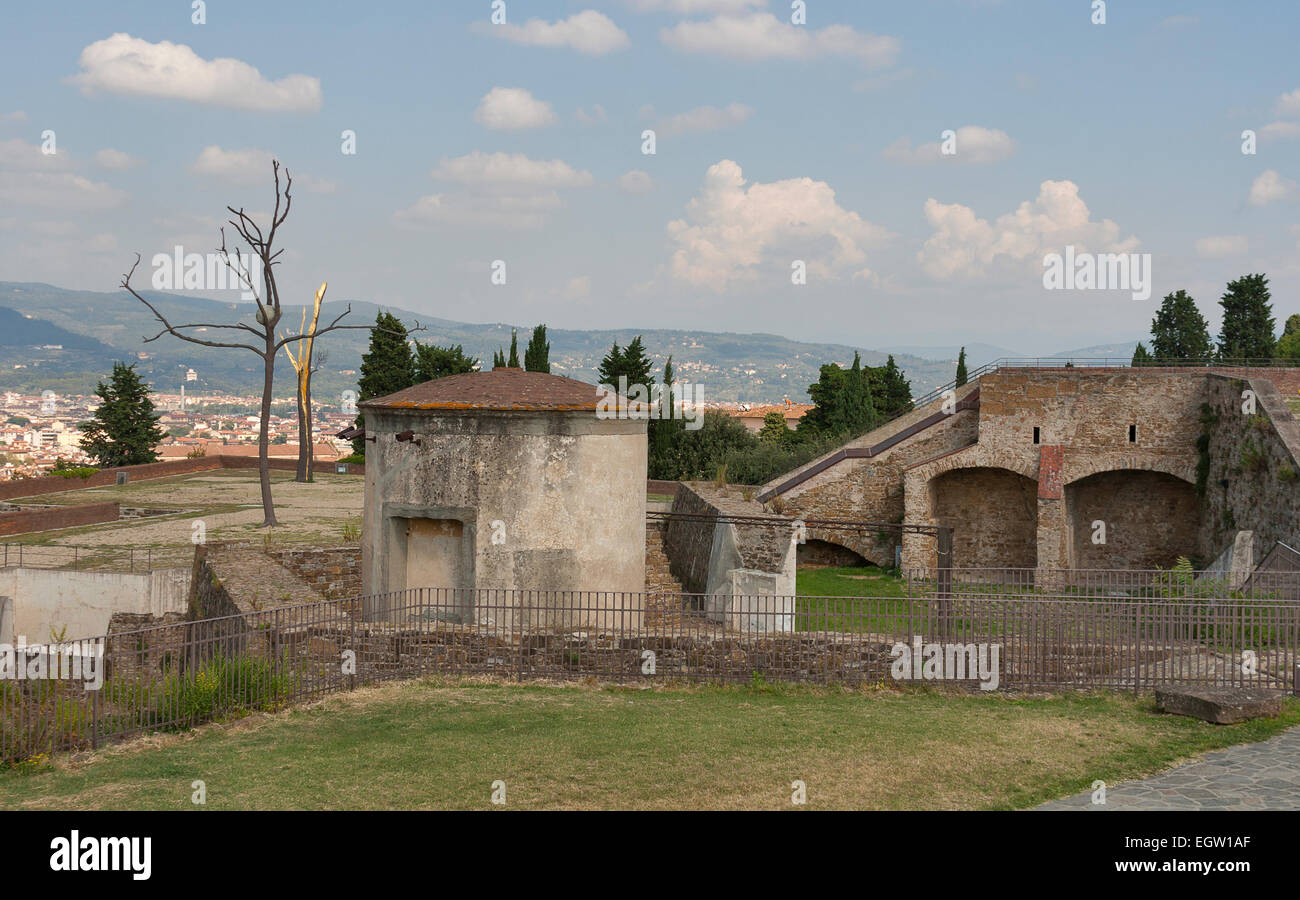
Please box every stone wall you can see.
[268,547,362,599]
[0,501,120,536]
[1200,374,1300,562]
[769,383,980,565]
[1066,470,1200,569]
[931,467,1038,568]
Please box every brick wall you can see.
[0,501,121,537]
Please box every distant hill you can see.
[0,305,115,353]
[0,281,1146,402]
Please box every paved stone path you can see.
[1038,725,1300,810]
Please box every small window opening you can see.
[1128,424,1137,443]
[1032,427,1041,444]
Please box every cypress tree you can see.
[507,329,520,368]
[1217,273,1276,361]
[955,347,968,387]
[524,324,550,373]
[1131,341,1154,367]
[78,362,167,467]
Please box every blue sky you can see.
[0,0,1297,352]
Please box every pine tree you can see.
[414,343,477,382]
[647,355,681,480]
[78,362,167,468]
[1131,341,1154,367]
[872,355,913,419]
[353,311,414,454]
[507,329,520,368]
[1217,273,1276,361]
[1150,290,1212,364]
[955,347,968,387]
[524,324,550,373]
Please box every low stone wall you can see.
[0,455,363,502]
[0,501,120,536]
[268,547,362,599]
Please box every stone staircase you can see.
[645,521,687,626]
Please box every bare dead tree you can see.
[284,281,326,483]
[120,160,421,526]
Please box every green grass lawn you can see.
[3,678,1296,810]
[796,565,915,632]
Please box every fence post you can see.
[936,527,954,641]
[90,685,99,751]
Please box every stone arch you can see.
[797,536,874,568]
[928,465,1039,569]
[1065,468,1200,569]
[1064,454,1198,488]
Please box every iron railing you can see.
[904,566,1300,603]
[4,586,1297,764]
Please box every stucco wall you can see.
[0,567,190,643]
[362,408,646,623]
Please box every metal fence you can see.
[4,586,1298,764]
[905,567,1300,603]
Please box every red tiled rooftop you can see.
[360,367,602,412]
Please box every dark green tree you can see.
[414,343,477,382]
[1217,273,1276,361]
[758,411,791,444]
[802,353,876,438]
[870,355,913,419]
[955,347,968,387]
[1131,341,1154,367]
[78,362,167,468]
[353,311,415,454]
[507,329,520,368]
[1277,314,1300,362]
[524,324,550,373]
[597,337,654,388]
[647,355,682,480]
[1150,290,1212,363]
[492,348,506,368]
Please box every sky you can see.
[0,0,1297,354]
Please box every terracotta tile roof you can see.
[360,367,602,412]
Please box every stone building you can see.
[759,366,1300,575]
[358,368,647,625]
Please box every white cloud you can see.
[631,0,764,12]
[0,171,128,211]
[190,146,334,192]
[1194,235,1248,259]
[658,103,753,136]
[0,138,71,170]
[430,151,594,190]
[395,191,563,230]
[562,275,591,300]
[575,104,607,125]
[93,147,141,170]
[69,33,321,112]
[1275,88,1300,118]
[399,152,593,229]
[666,159,891,291]
[918,180,1139,280]
[1248,169,1297,207]
[882,126,1016,165]
[661,13,899,67]
[1260,121,1300,141]
[474,87,557,130]
[478,11,629,56]
[618,170,654,194]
